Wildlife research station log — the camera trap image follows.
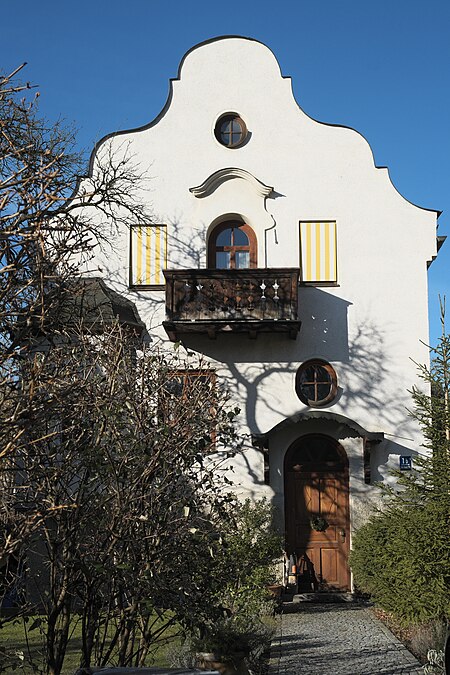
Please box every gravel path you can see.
[269,604,423,675]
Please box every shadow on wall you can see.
[340,320,416,442]
[179,286,351,364]
[101,218,208,332]
[371,439,420,483]
[298,287,350,362]
[106,220,228,333]
[95,265,165,336]
[178,298,404,437]
[180,320,416,492]
[165,217,208,269]
[98,222,416,487]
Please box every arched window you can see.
[285,434,348,472]
[208,221,257,269]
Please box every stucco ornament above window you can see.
[189,168,273,199]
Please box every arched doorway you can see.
[284,434,350,591]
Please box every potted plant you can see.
[194,612,273,675]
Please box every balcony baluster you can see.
[163,268,301,341]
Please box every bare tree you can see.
[0,62,152,567]
[7,325,239,673]
[0,66,243,674]
[0,64,150,349]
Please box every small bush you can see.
[189,498,281,672]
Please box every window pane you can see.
[308,438,323,456]
[216,251,230,269]
[216,228,232,246]
[219,120,233,145]
[233,228,249,245]
[220,119,232,134]
[231,119,242,133]
[231,132,242,145]
[322,446,337,461]
[166,378,184,397]
[301,384,316,400]
[300,366,317,384]
[317,383,332,401]
[315,366,332,384]
[235,251,250,268]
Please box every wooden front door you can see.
[284,434,350,591]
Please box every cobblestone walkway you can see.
[269,604,423,675]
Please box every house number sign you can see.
[399,455,412,471]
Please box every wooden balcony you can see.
[163,268,301,341]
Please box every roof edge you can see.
[69,35,440,219]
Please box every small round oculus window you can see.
[295,360,337,407]
[215,113,247,148]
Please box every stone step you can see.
[282,591,355,605]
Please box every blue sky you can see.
[2,0,449,346]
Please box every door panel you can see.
[321,549,336,583]
[320,479,338,516]
[284,436,350,591]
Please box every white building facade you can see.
[81,37,440,592]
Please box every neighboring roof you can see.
[253,410,384,446]
[59,278,145,333]
[19,277,145,339]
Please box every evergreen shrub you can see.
[350,502,450,624]
[350,308,450,626]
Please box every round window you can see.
[295,360,338,407]
[214,113,247,148]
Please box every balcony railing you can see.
[163,268,301,340]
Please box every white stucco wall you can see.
[77,37,438,517]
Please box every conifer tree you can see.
[350,300,450,624]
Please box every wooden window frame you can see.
[165,369,215,398]
[207,221,257,269]
[214,113,247,148]
[295,359,338,408]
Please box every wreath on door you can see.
[310,515,329,532]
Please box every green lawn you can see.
[0,616,182,674]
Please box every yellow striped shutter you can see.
[131,225,167,286]
[300,221,337,282]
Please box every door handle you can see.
[339,528,346,540]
